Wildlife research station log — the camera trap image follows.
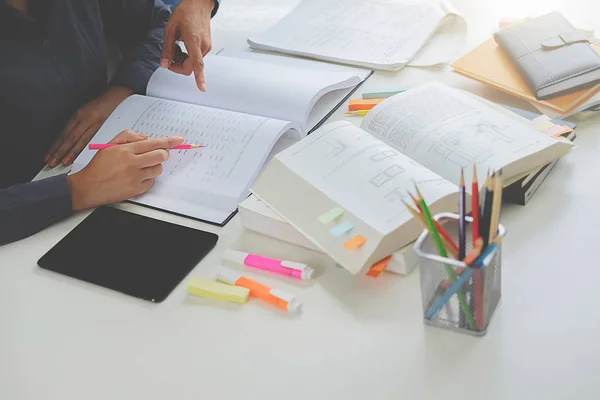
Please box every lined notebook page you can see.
[248,0,452,69]
[72,95,301,222]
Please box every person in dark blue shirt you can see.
[0,0,219,245]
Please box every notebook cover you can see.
[451,38,600,113]
[493,12,600,100]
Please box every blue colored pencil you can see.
[425,243,499,320]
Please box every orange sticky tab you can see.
[343,235,366,250]
[348,99,385,111]
[366,255,392,277]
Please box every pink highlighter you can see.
[223,250,314,280]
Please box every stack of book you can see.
[238,195,420,276]
[451,12,600,119]
[243,82,574,276]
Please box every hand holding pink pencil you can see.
[89,143,204,150]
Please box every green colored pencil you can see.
[413,183,476,330]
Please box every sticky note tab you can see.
[187,278,249,304]
[343,235,366,250]
[543,125,571,137]
[362,89,408,99]
[348,99,385,111]
[529,115,551,126]
[366,255,392,277]
[330,221,354,237]
[535,121,555,131]
[318,207,344,224]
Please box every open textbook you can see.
[70,52,371,224]
[251,82,575,274]
[247,0,466,71]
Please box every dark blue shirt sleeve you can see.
[101,0,172,94]
[0,175,73,246]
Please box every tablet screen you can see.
[38,206,218,302]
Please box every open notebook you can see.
[70,51,371,224]
[247,0,464,71]
[251,82,575,274]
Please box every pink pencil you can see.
[88,143,204,150]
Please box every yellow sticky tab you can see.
[343,235,366,250]
[318,207,344,224]
[187,278,249,304]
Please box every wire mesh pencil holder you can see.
[413,212,506,336]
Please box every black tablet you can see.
[38,206,218,302]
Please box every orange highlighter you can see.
[217,271,302,313]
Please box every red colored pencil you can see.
[88,143,204,150]
[472,165,479,245]
[472,165,484,330]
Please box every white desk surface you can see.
[2,0,600,399]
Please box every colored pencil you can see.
[408,192,459,254]
[471,165,484,329]
[425,243,499,320]
[458,169,466,260]
[402,200,459,259]
[471,165,479,245]
[440,238,483,289]
[88,143,204,150]
[480,172,494,248]
[413,184,476,329]
[488,169,503,243]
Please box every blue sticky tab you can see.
[330,221,354,237]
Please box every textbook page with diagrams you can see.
[70,51,371,225]
[251,82,575,274]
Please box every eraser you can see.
[330,221,354,237]
[318,207,344,224]
[187,278,249,303]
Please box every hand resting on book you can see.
[67,130,184,211]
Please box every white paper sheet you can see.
[248,0,466,70]
[147,53,362,132]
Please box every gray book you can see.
[494,12,600,100]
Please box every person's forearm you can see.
[102,1,171,94]
[0,175,74,246]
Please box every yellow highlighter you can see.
[187,278,250,304]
